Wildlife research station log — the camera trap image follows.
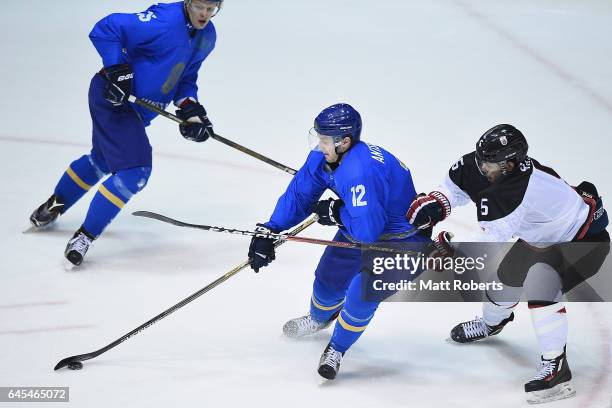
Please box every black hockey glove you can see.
[103,63,133,106]
[312,198,344,226]
[406,191,451,229]
[248,224,277,273]
[176,100,213,143]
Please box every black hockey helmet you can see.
[475,124,528,170]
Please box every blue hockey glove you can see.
[248,224,277,273]
[312,198,344,226]
[176,100,213,143]
[103,64,133,106]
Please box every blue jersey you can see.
[89,2,216,126]
[266,141,419,243]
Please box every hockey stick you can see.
[53,215,317,371]
[132,210,420,254]
[127,95,297,175]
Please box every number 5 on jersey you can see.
[351,185,367,207]
[480,198,488,216]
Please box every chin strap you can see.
[499,161,510,175]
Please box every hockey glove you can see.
[103,64,133,106]
[406,191,451,229]
[248,224,277,273]
[426,231,455,271]
[176,100,213,143]
[312,198,344,226]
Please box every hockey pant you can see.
[310,230,429,353]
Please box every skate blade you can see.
[23,220,57,234]
[445,337,466,345]
[63,259,78,272]
[526,381,576,404]
[22,225,38,234]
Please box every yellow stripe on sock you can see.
[311,296,345,311]
[99,185,125,209]
[66,167,92,191]
[337,314,367,332]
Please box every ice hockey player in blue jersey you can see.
[29,0,222,267]
[247,103,430,379]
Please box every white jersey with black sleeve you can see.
[437,152,589,243]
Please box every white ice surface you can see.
[1,1,612,407]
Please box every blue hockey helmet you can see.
[313,103,362,143]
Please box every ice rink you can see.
[1,0,612,406]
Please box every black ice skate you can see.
[318,344,344,380]
[30,194,65,229]
[450,313,514,343]
[283,311,339,338]
[525,351,575,404]
[64,227,95,267]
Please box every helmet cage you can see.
[185,0,223,18]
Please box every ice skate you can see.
[525,352,575,404]
[449,313,514,343]
[64,227,95,268]
[317,343,344,380]
[283,312,338,338]
[29,194,65,230]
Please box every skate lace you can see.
[533,359,556,381]
[296,315,321,332]
[70,234,92,255]
[322,347,342,367]
[462,317,489,338]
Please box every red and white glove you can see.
[426,231,455,272]
[406,191,451,229]
[430,231,455,258]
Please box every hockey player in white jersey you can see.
[406,124,610,404]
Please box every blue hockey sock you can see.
[82,166,151,237]
[53,154,108,211]
[329,274,380,353]
[310,277,346,323]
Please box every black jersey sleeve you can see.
[448,152,490,205]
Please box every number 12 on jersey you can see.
[351,185,367,207]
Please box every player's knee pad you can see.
[70,154,109,187]
[523,264,563,302]
[112,166,152,200]
[343,274,380,320]
[311,277,345,321]
[87,154,110,178]
[312,277,345,306]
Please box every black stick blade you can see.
[54,353,92,371]
[132,211,184,225]
[132,211,209,230]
